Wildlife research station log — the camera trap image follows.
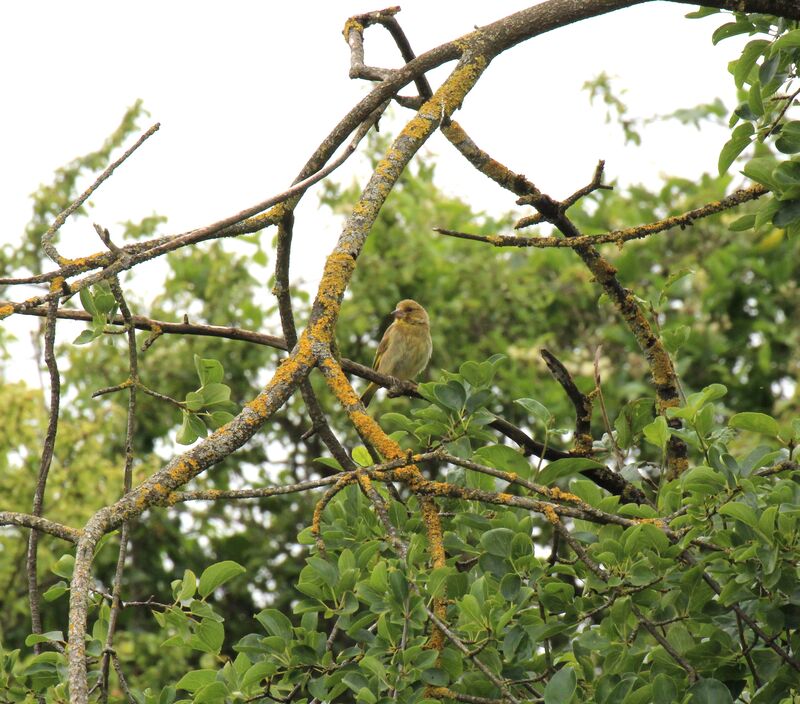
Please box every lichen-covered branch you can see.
[440,120,688,478]
[432,184,767,244]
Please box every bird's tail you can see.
[360,382,378,407]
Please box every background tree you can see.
[1,2,800,703]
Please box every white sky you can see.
[1,1,743,363]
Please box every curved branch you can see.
[0,513,81,544]
[434,185,767,245]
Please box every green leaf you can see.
[25,631,64,646]
[711,21,753,45]
[198,561,246,598]
[188,618,224,654]
[459,360,487,387]
[474,444,531,478]
[480,528,514,557]
[772,28,800,51]
[500,574,521,600]
[177,570,197,602]
[743,156,778,189]
[307,555,338,588]
[93,286,116,315]
[421,668,448,686]
[685,7,719,18]
[719,502,759,530]
[681,466,726,495]
[176,411,197,445]
[195,355,224,385]
[686,678,733,704]
[537,457,605,485]
[730,412,780,437]
[685,382,728,408]
[434,380,467,411]
[73,328,101,345]
[78,287,98,316]
[194,681,228,704]
[427,566,452,599]
[774,199,800,228]
[199,383,231,407]
[207,411,234,429]
[177,411,207,445]
[758,505,778,536]
[747,81,764,118]
[356,686,377,704]
[774,160,800,189]
[314,456,343,472]
[614,398,655,449]
[358,654,386,682]
[255,608,293,640]
[729,213,756,231]
[759,53,779,86]
[544,665,577,704]
[719,122,754,174]
[652,673,679,704]
[184,391,204,412]
[458,594,484,626]
[158,685,177,704]
[175,669,217,693]
[241,661,277,689]
[515,397,551,424]
[658,267,693,304]
[643,416,670,451]
[352,445,373,467]
[662,325,690,354]
[43,582,68,602]
[776,121,800,154]
[734,40,769,88]
[755,198,781,229]
[52,554,75,579]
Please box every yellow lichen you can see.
[548,487,582,504]
[0,304,13,320]
[342,17,364,40]
[542,504,560,525]
[637,518,667,529]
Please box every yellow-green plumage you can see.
[361,299,432,407]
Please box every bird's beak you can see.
[391,307,402,319]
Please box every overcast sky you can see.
[1,1,743,342]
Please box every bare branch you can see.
[41,123,160,264]
[26,292,61,653]
[541,348,593,454]
[1,512,81,543]
[434,185,768,244]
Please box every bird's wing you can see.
[372,323,393,370]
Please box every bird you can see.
[360,299,432,407]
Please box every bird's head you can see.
[392,299,429,326]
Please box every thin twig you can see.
[433,185,767,246]
[592,345,625,471]
[41,123,160,264]
[26,294,61,656]
[110,650,137,704]
[99,279,138,702]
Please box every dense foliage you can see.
[1,4,800,704]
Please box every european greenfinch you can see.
[360,299,432,407]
